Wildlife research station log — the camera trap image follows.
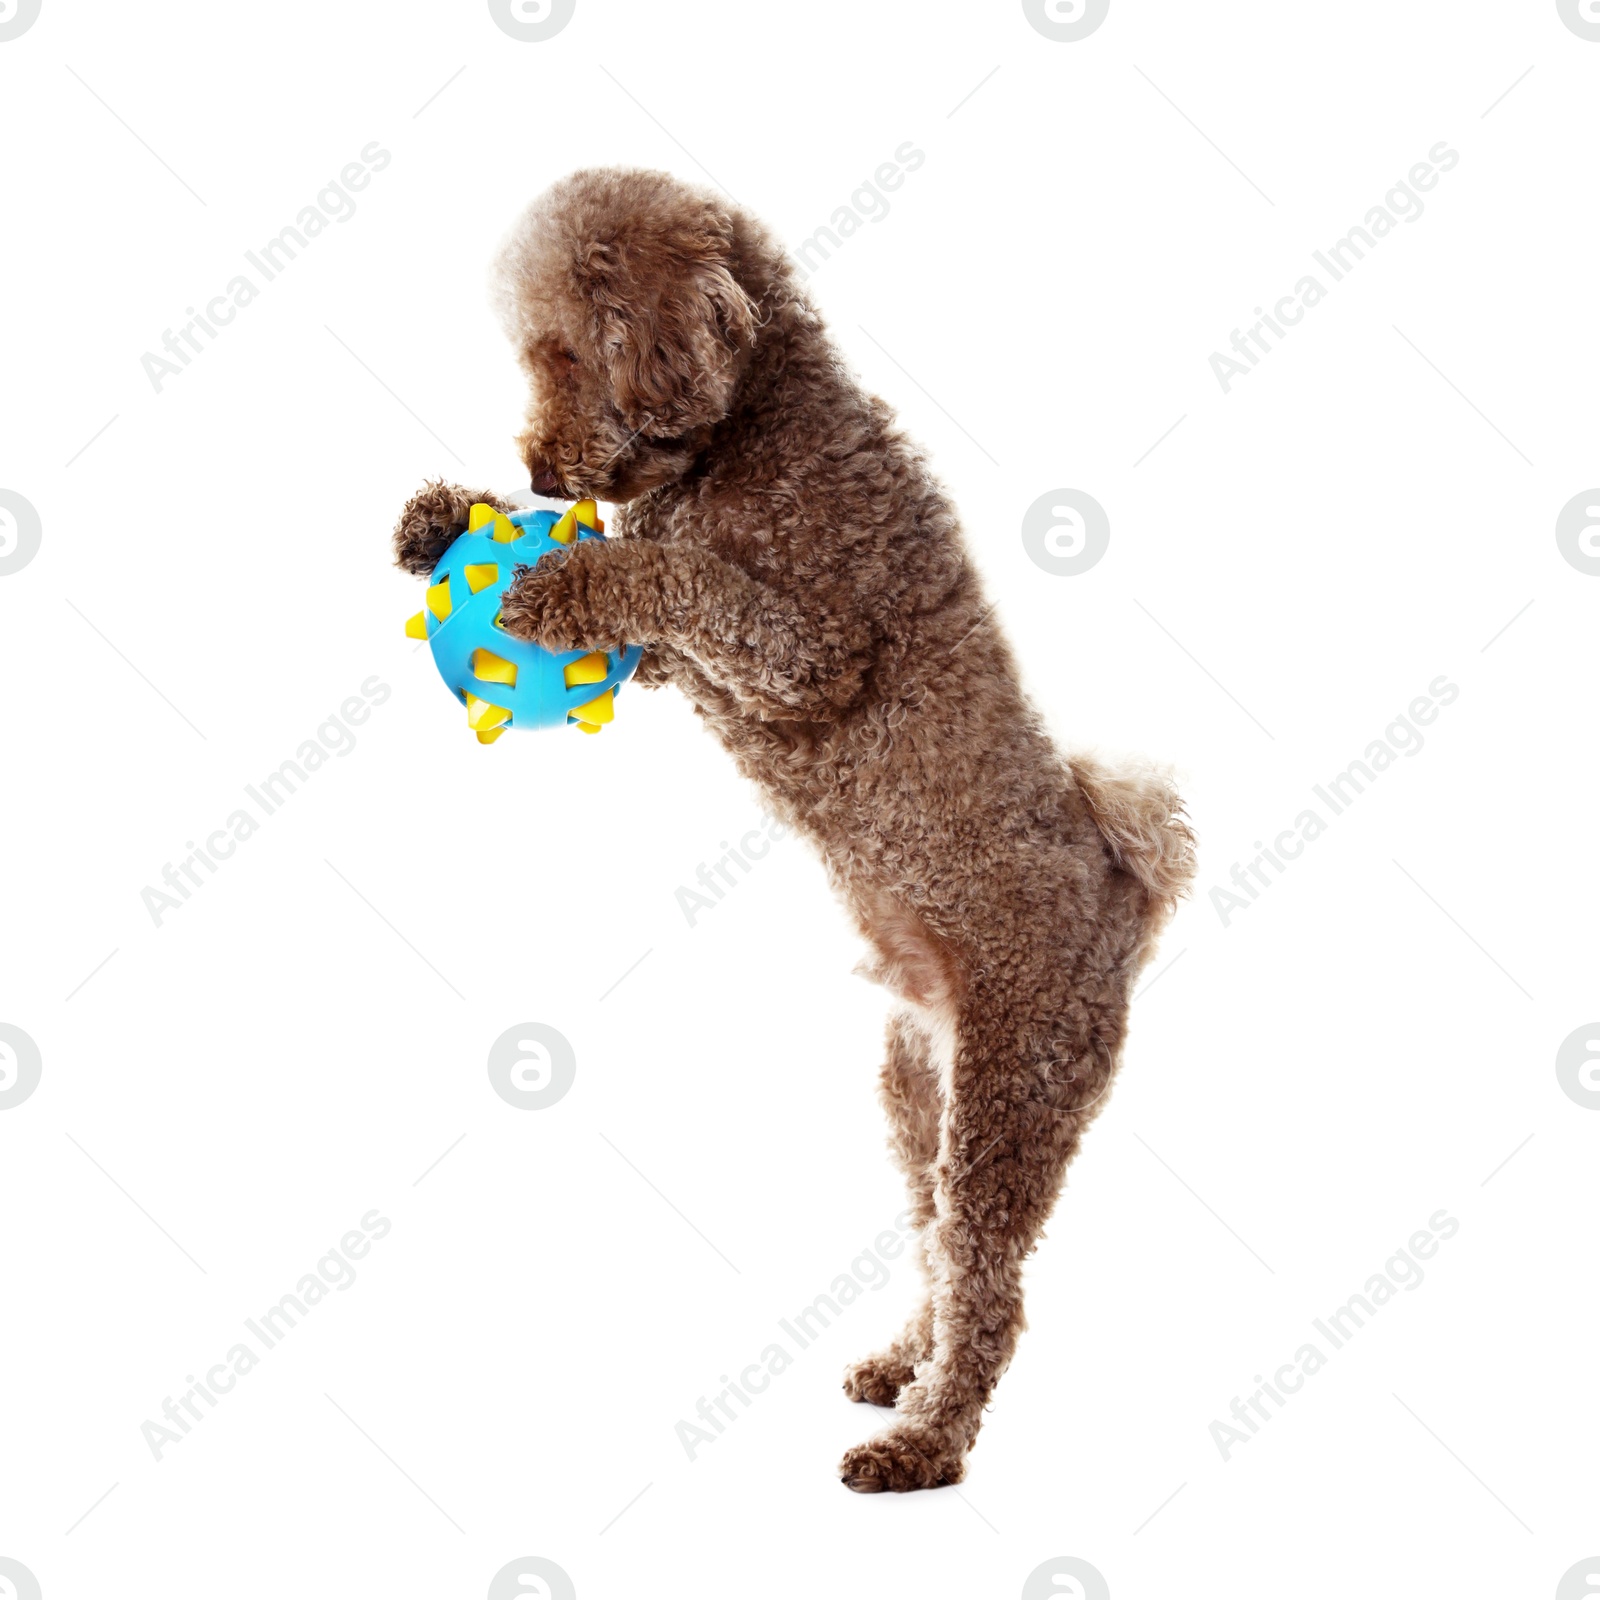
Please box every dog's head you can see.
[491,168,760,504]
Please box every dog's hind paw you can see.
[839,1426,965,1493]
[843,1353,916,1408]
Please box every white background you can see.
[2,2,1597,1597]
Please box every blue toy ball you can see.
[404,500,641,743]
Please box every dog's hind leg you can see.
[842,1011,941,1407]
[839,990,1109,1491]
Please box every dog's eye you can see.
[559,347,579,366]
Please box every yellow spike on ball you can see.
[467,503,496,531]
[472,648,517,687]
[426,579,452,621]
[404,610,429,640]
[464,562,499,594]
[563,651,609,688]
[570,688,614,726]
[465,692,512,733]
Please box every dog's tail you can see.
[1070,752,1197,932]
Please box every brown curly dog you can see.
[393,167,1195,1493]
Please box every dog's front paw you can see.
[498,541,621,652]
[843,1353,917,1408]
[839,1425,966,1493]
[393,480,510,575]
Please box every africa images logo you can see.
[488,0,575,42]
[1022,0,1109,43]
[0,0,42,43]
[0,490,42,576]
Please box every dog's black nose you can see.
[530,468,560,495]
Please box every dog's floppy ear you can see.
[579,225,757,435]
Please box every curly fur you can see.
[393,167,1196,1492]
